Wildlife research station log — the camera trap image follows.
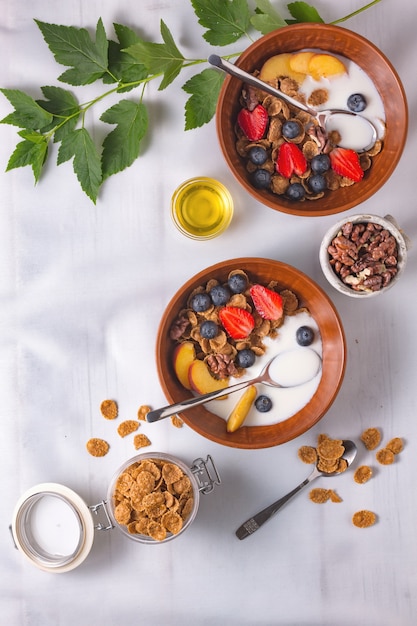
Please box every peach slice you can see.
[173,341,196,390]
[188,360,229,396]
[259,53,306,84]
[289,51,315,74]
[308,54,347,80]
[226,385,257,433]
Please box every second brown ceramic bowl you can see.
[156,258,346,449]
[215,24,408,217]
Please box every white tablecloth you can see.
[1,1,416,624]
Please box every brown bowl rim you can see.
[155,257,346,449]
[216,23,408,217]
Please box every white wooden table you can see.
[1,1,416,624]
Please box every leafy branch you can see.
[0,0,382,203]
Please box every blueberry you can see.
[252,169,271,189]
[308,174,327,193]
[296,326,315,346]
[347,93,367,113]
[248,146,268,166]
[190,292,212,312]
[200,320,218,339]
[255,395,273,412]
[282,120,301,139]
[236,348,256,368]
[228,272,248,294]
[311,154,331,174]
[209,284,230,306]
[286,182,305,201]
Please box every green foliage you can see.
[0,1,382,202]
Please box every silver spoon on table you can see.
[208,54,378,152]
[236,439,357,540]
[146,349,322,423]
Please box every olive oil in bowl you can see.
[171,177,233,240]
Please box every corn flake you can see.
[137,405,151,421]
[352,510,377,528]
[354,465,373,484]
[100,399,118,420]
[386,437,404,455]
[376,448,395,465]
[86,438,109,457]
[361,427,381,450]
[133,433,152,450]
[117,420,139,437]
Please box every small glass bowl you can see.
[171,177,234,240]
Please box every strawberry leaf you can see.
[57,128,102,203]
[35,19,109,85]
[183,69,224,130]
[6,137,48,182]
[191,0,251,46]
[100,100,148,180]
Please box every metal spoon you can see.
[146,349,322,423]
[208,54,378,152]
[235,439,357,540]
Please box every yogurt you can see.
[207,311,322,427]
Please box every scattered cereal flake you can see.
[386,437,404,455]
[354,465,373,484]
[360,427,381,450]
[376,448,395,465]
[298,445,317,464]
[309,488,331,503]
[100,399,118,420]
[117,420,139,438]
[352,510,377,528]
[133,433,152,450]
[171,415,184,428]
[86,438,109,457]
[329,490,342,503]
[137,405,151,421]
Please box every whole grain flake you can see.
[86,438,110,457]
[100,399,118,420]
[352,510,377,528]
[117,420,139,438]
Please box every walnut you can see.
[206,353,239,379]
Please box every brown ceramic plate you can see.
[156,258,346,449]
[216,23,408,217]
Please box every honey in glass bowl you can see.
[171,177,233,240]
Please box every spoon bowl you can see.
[146,349,322,423]
[236,438,357,539]
[209,55,378,152]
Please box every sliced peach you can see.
[308,53,347,80]
[173,341,196,390]
[259,53,305,84]
[226,385,257,433]
[289,51,315,74]
[188,360,229,396]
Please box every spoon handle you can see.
[208,54,316,117]
[146,377,257,422]
[235,470,318,540]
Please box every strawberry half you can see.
[219,307,255,340]
[329,147,364,182]
[276,142,307,178]
[237,104,268,141]
[250,284,283,321]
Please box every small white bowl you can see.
[319,214,409,298]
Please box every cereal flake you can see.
[86,438,109,457]
[100,399,118,420]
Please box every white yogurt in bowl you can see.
[208,311,322,427]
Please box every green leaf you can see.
[0,89,53,129]
[124,20,184,90]
[57,128,102,203]
[251,0,287,34]
[18,129,47,144]
[35,18,109,85]
[286,2,324,23]
[36,85,80,141]
[191,0,251,46]
[6,137,48,182]
[104,23,149,88]
[183,69,224,130]
[100,99,148,181]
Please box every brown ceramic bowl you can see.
[216,23,408,217]
[155,258,346,449]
